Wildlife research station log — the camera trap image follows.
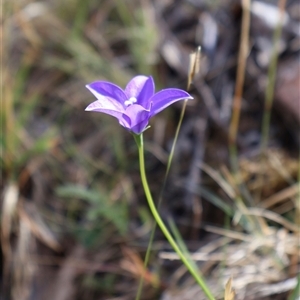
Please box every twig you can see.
[228,0,251,173]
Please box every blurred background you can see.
[1,0,299,299]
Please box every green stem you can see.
[135,100,189,299]
[257,0,286,204]
[260,0,286,154]
[134,133,215,300]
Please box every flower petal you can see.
[122,104,150,134]
[86,81,127,104]
[149,89,193,116]
[130,118,150,134]
[125,76,155,109]
[85,99,125,121]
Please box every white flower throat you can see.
[124,97,137,106]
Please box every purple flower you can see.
[85,75,193,134]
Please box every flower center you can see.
[124,97,137,107]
